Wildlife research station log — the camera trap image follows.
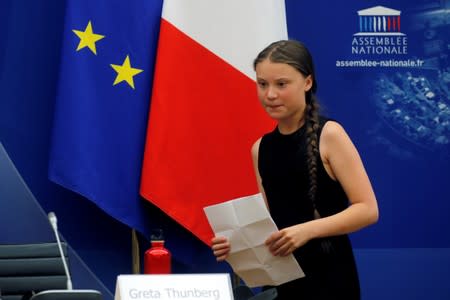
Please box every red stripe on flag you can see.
[140,19,275,245]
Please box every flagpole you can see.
[132,229,140,274]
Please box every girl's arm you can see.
[266,121,379,256]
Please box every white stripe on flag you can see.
[162,0,288,80]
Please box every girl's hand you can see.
[211,236,231,261]
[265,223,312,256]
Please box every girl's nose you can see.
[266,86,277,99]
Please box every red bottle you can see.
[144,229,171,274]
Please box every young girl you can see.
[211,40,379,299]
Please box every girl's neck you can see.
[277,117,305,135]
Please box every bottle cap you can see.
[151,229,164,241]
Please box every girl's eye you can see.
[257,81,267,88]
[277,82,287,87]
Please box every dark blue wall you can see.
[0,0,136,296]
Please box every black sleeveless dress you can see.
[258,117,360,300]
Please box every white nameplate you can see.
[114,274,234,300]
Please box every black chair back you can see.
[0,242,68,300]
[29,289,103,300]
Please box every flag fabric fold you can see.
[49,0,163,239]
[140,0,288,245]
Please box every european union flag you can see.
[49,0,162,241]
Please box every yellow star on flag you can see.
[110,55,143,89]
[73,21,105,55]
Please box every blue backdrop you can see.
[1,0,449,299]
[286,0,450,249]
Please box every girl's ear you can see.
[304,75,313,92]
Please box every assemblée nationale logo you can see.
[352,5,408,55]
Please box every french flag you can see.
[140,0,288,245]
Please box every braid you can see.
[305,92,320,216]
[305,93,333,253]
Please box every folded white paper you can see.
[204,193,304,287]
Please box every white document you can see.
[203,193,304,288]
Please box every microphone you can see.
[48,211,73,290]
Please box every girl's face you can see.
[255,59,312,128]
